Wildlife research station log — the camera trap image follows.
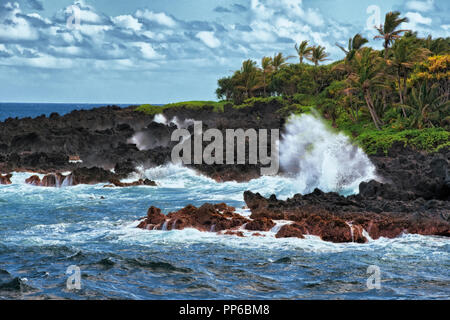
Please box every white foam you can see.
[279,114,378,195]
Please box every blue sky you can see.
[0,0,448,103]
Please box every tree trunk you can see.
[381,41,389,114]
[398,71,407,117]
[403,72,408,108]
[364,91,381,130]
[263,74,266,97]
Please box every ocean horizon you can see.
[0,103,164,122]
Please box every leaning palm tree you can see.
[346,48,388,130]
[336,33,368,61]
[295,40,313,64]
[308,45,330,66]
[374,11,410,58]
[388,38,430,115]
[260,56,273,97]
[272,52,291,71]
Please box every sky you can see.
[0,0,448,104]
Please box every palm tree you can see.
[424,35,450,55]
[235,59,261,99]
[260,56,273,97]
[295,40,313,64]
[308,46,330,66]
[374,11,410,58]
[388,38,430,116]
[400,82,450,129]
[336,33,368,61]
[272,52,291,71]
[346,48,387,130]
[374,11,409,113]
[216,76,235,101]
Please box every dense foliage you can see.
[138,11,449,155]
[215,11,449,133]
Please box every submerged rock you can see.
[244,189,449,242]
[275,224,305,239]
[0,173,12,185]
[245,218,275,231]
[137,182,449,243]
[105,179,157,188]
[24,166,140,187]
[25,173,72,187]
[137,203,249,232]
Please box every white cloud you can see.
[196,31,221,48]
[0,53,74,69]
[112,15,142,31]
[77,24,111,37]
[133,42,165,60]
[0,0,358,75]
[135,9,176,27]
[303,8,324,27]
[405,0,435,12]
[404,12,433,30]
[49,45,83,56]
[26,13,51,24]
[0,2,39,41]
[64,4,102,24]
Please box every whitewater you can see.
[0,114,449,299]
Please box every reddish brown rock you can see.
[275,224,305,239]
[252,232,265,237]
[25,175,41,186]
[223,231,245,237]
[107,179,157,187]
[69,167,116,185]
[244,190,449,242]
[69,155,81,162]
[245,218,275,231]
[25,173,67,187]
[146,206,167,225]
[214,202,236,213]
[137,207,166,230]
[137,203,249,233]
[41,173,66,187]
[23,168,156,188]
[209,170,260,183]
[0,173,12,185]
[136,181,449,243]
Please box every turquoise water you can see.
[0,104,449,299]
[0,168,449,299]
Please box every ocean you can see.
[0,103,132,121]
[0,103,449,300]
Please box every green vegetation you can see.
[135,104,166,115]
[137,11,449,155]
[355,128,450,155]
[136,97,288,115]
[136,100,227,115]
[214,10,449,154]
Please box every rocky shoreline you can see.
[1,104,449,242]
[0,103,283,182]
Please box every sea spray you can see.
[279,114,377,195]
[128,113,377,198]
[129,114,195,151]
[154,114,195,129]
